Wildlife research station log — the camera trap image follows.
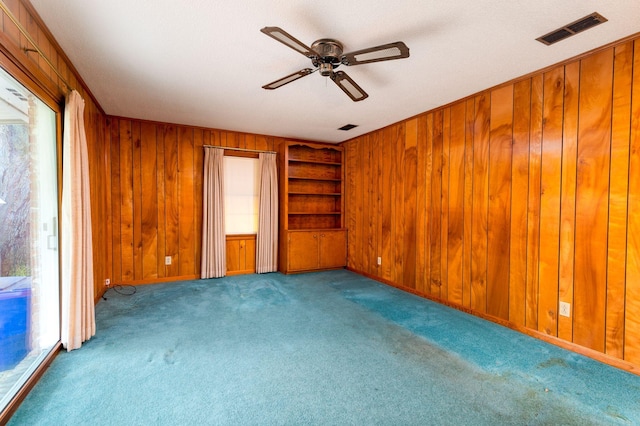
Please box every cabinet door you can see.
[319,230,347,269]
[288,231,319,271]
[226,235,257,275]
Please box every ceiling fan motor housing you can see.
[311,39,343,75]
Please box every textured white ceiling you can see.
[30,0,640,143]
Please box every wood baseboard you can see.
[348,267,640,377]
[112,275,201,286]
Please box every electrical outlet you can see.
[559,301,571,317]
[165,256,172,265]
[105,278,110,287]
[377,256,382,266]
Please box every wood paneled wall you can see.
[343,37,640,368]
[107,116,282,284]
[0,1,109,302]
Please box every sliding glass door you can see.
[0,66,59,412]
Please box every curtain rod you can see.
[0,0,73,93]
[203,145,277,154]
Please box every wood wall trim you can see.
[111,275,200,286]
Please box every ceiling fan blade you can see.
[262,68,316,90]
[331,71,368,102]
[341,41,409,66]
[261,27,319,59]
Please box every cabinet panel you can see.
[226,234,256,276]
[288,231,320,271]
[319,230,347,269]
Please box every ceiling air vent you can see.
[338,124,358,131]
[536,12,607,46]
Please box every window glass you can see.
[0,66,59,412]
[223,156,259,234]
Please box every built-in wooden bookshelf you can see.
[279,141,346,273]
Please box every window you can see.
[223,156,259,234]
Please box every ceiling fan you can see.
[260,26,410,102]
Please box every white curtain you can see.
[61,90,95,351]
[201,147,226,278]
[256,152,278,273]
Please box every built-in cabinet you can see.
[287,230,347,272]
[279,141,346,273]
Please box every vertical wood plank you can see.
[573,48,613,352]
[372,131,382,277]
[471,94,490,313]
[255,135,267,151]
[526,74,544,329]
[156,125,167,279]
[538,66,564,336]
[404,118,418,288]
[226,239,240,272]
[423,114,434,293]
[20,4,35,65]
[140,122,158,279]
[447,103,466,304]
[178,127,195,276]
[245,133,256,151]
[211,130,222,148]
[2,0,21,45]
[194,129,205,274]
[557,61,580,342]
[462,100,475,308]
[430,111,443,296]
[487,85,513,320]
[245,237,256,272]
[355,136,364,272]
[345,141,357,269]
[164,125,179,276]
[440,109,450,299]
[101,114,113,291]
[109,118,122,283]
[362,135,371,274]
[510,79,531,326]
[625,40,640,364]
[131,121,143,280]
[226,132,239,148]
[119,120,134,281]
[606,42,633,358]
[393,124,405,285]
[416,115,429,293]
[381,127,393,281]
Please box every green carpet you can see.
[8,270,640,425]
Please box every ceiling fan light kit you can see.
[261,26,409,102]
